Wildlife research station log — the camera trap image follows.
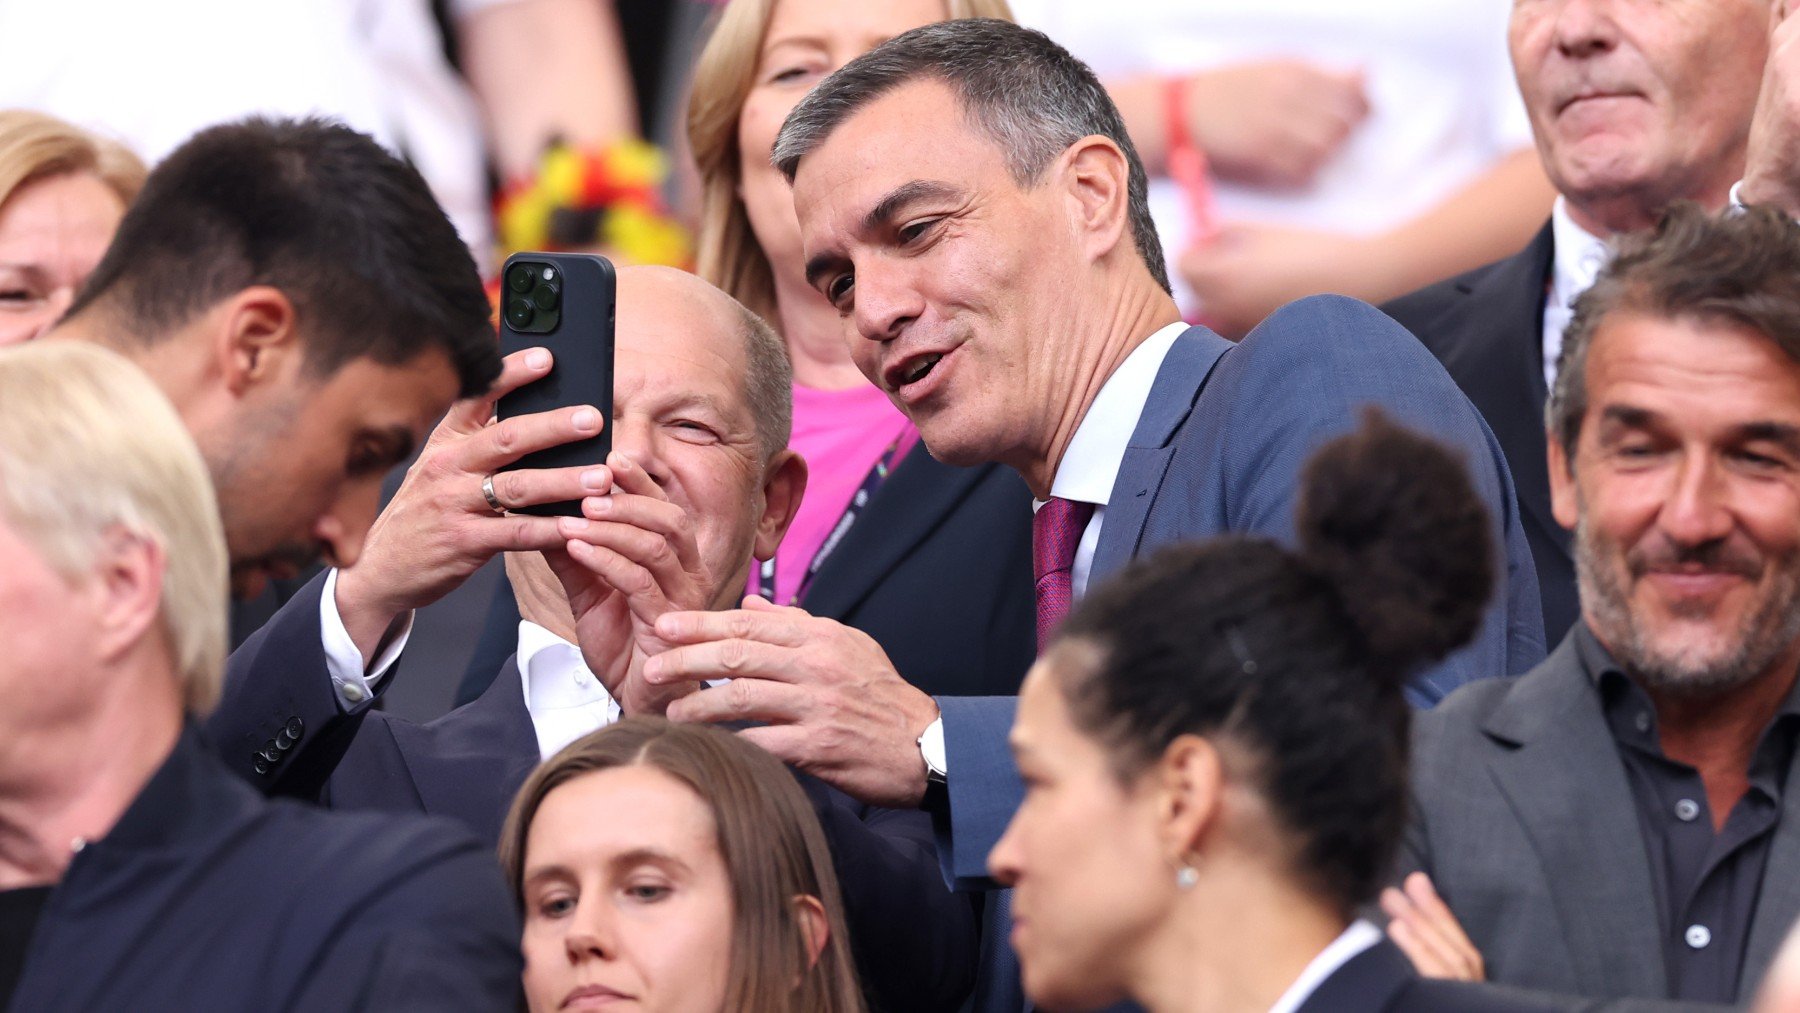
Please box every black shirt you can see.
[1576,625,1800,1003]
[0,885,52,1010]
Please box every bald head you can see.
[615,266,792,459]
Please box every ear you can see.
[90,526,167,665]
[791,894,831,969]
[1547,429,1579,532]
[753,449,808,562]
[214,285,303,398]
[1060,135,1133,267]
[1155,734,1225,865]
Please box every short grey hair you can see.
[736,301,793,461]
[772,18,1170,294]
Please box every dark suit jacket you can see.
[936,295,1548,890]
[1384,224,1577,641]
[1400,631,1800,1002]
[8,727,519,1012]
[1297,937,1595,1013]
[211,575,978,1012]
[457,447,1037,706]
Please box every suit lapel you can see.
[391,655,540,846]
[1434,225,1568,566]
[1090,326,1233,584]
[800,447,996,621]
[1744,743,1800,992]
[1479,637,1665,995]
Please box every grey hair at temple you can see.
[770,17,1170,294]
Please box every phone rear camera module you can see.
[531,284,560,312]
[507,265,535,294]
[505,299,535,329]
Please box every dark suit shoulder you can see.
[1382,258,1501,336]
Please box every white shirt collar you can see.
[1266,919,1384,1013]
[1542,197,1612,390]
[1549,196,1610,308]
[1045,321,1188,508]
[517,620,614,713]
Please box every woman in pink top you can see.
[682,0,1035,698]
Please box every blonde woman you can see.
[0,111,144,346]
[682,0,1036,701]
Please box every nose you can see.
[1552,0,1620,60]
[851,260,924,345]
[987,814,1024,888]
[564,896,617,962]
[1657,452,1734,549]
[317,479,381,570]
[607,416,669,490]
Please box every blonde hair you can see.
[0,342,227,712]
[686,0,1014,323]
[0,109,146,213]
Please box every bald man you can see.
[211,267,978,1011]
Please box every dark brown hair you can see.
[1053,410,1494,916]
[1549,202,1800,458]
[499,719,864,1012]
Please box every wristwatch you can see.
[917,717,949,813]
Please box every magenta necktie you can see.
[1033,497,1096,653]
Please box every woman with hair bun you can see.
[987,410,1563,1013]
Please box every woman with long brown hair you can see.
[501,718,864,1012]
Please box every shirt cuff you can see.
[1730,179,1749,213]
[919,715,948,776]
[319,568,414,712]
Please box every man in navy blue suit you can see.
[212,266,977,1011]
[0,342,517,1011]
[633,19,1546,1011]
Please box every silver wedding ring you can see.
[481,474,507,515]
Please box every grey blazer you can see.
[1401,633,1800,1002]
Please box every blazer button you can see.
[275,729,295,750]
[254,758,271,776]
[284,716,305,739]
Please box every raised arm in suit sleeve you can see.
[206,570,407,798]
[1204,295,1546,703]
[931,696,1024,891]
[797,771,978,1012]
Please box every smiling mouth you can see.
[899,352,944,388]
[1558,90,1641,114]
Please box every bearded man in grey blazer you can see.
[1384,203,1800,1007]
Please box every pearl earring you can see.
[1176,865,1199,890]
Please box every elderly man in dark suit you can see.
[624,19,1545,1013]
[1383,205,1800,1006]
[1382,0,1786,643]
[0,343,517,1011]
[212,265,977,1012]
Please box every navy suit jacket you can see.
[211,575,978,1012]
[8,727,519,1012]
[1296,937,1604,1013]
[935,295,1547,890]
[1383,224,1578,642]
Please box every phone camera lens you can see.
[531,284,560,312]
[505,299,535,328]
[507,266,535,294]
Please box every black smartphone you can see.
[495,252,616,517]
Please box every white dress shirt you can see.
[1042,320,1188,599]
[1266,919,1384,1013]
[1541,197,1612,392]
[515,620,624,761]
[319,568,412,710]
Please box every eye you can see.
[769,65,812,85]
[668,419,720,444]
[826,272,855,311]
[623,881,672,903]
[535,891,577,919]
[898,218,940,244]
[0,287,39,305]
